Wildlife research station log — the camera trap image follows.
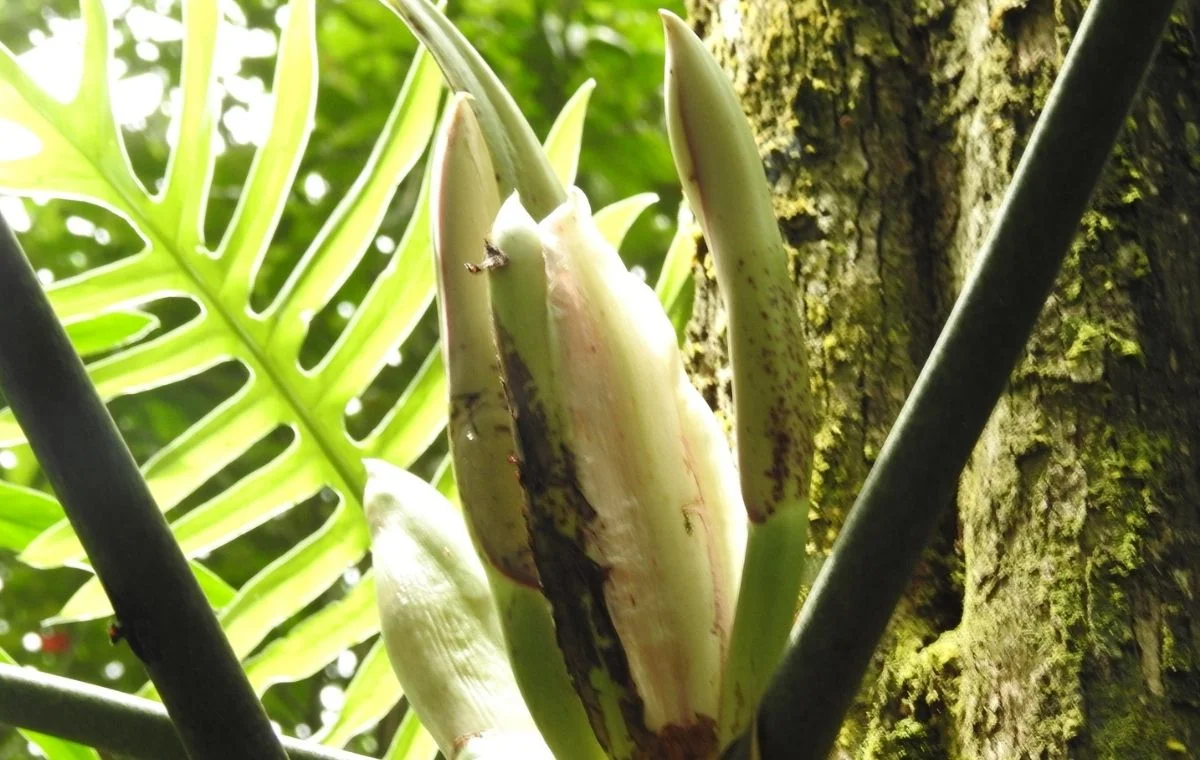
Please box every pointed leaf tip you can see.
[362,458,389,483]
[543,78,597,187]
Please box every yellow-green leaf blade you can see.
[219,501,370,659]
[364,348,446,466]
[49,561,236,624]
[157,0,220,251]
[64,310,159,357]
[47,255,180,323]
[0,482,63,552]
[318,165,435,404]
[170,446,326,557]
[269,44,443,358]
[217,0,318,304]
[594,192,658,249]
[542,79,595,187]
[315,639,401,748]
[242,573,378,695]
[383,709,438,760]
[18,384,280,570]
[88,320,231,400]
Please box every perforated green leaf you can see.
[63,311,159,357]
[0,0,442,729]
[242,573,378,695]
[0,0,680,751]
[315,639,402,748]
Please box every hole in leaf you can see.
[291,165,423,368]
[347,305,439,443]
[0,120,42,161]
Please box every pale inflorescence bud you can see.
[364,460,553,760]
[431,94,605,760]
[487,188,748,759]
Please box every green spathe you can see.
[487,189,747,758]
[431,94,605,760]
[662,10,815,743]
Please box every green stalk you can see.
[0,663,368,760]
[724,0,1177,757]
[431,94,604,760]
[661,11,816,744]
[0,217,285,759]
[380,0,564,217]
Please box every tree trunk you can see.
[682,1,1200,756]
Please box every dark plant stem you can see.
[0,663,372,760]
[0,219,287,760]
[723,0,1177,757]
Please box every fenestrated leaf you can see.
[217,502,370,662]
[0,0,662,741]
[1,0,443,686]
[216,0,319,305]
[315,639,401,748]
[242,573,378,695]
[19,386,283,570]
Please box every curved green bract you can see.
[662,11,816,744]
[380,0,565,218]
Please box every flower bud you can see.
[663,11,817,741]
[432,94,605,760]
[487,189,747,759]
[364,460,552,760]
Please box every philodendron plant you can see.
[365,4,813,760]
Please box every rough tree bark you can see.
[681,1,1200,757]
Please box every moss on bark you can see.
[684,0,1200,756]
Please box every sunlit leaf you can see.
[0,481,61,553]
[0,0,669,746]
[63,310,159,357]
[315,639,401,748]
[542,78,595,187]
[594,192,658,248]
[0,0,441,685]
[383,708,439,760]
[242,574,378,695]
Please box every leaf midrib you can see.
[38,91,368,512]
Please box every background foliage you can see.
[0,0,681,756]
